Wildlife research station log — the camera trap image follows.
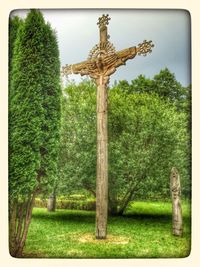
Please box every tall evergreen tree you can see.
[9,9,61,257]
[9,15,24,73]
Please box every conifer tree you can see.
[9,9,61,257]
[9,15,24,74]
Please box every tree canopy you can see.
[116,68,190,112]
[58,76,190,215]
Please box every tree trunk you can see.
[108,197,119,216]
[95,75,108,239]
[9,201,17,257]
[117,191,133,216]
[9,193,36,257]
[117,178,142,215]
[47,192,56,212]
[170,167,183,236]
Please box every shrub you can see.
[34,198,96,211]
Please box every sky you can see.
[11,9,191,87]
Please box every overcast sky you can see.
[11,9,191,86]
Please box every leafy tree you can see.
[151,68,184,99]
[108,87,189,213]
[151,68,190,111]
[9,9,61,257]
[117,68,190,113]
[116,70,191,192]
[58,80,189,215]
[58,80,96,196]
[117,75,152,95]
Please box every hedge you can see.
[34,198,96,211]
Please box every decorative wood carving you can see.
[62,14,154,239]
[170,167,183,236]
[62,41,153,84]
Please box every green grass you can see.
[23,201,191,258]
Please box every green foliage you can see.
[116,68,190,112]
[117,75,152,94]
[9,15,24,74]
[58,79,96,196]
[9,9,61,200]
[58,78,190,214]
[108,88,189,210]
[23,201,191,258]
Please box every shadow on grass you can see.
[107,214,176,227]
[123,213,172,220]
[125,209,191,220]
[32,206,191,229]
[112,213,190,227]
[32,209,96,224]
[32,208,189,226]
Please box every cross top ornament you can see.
[97,14,111,27]
[62,14,154,240]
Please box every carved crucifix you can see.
[62,14,154,239]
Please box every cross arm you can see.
[61,60,92,76]
[115,40,154,68]
[61,40,154,80]
[103,40,154,77]
[114,46,137,68]
[61,58,103,79]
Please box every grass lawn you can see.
[23,201,191,258]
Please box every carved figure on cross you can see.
[62,14,154,85]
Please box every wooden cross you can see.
[62,14,154,239]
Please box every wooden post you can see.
[47,190,56,212]
[95,75,108,239]
[170,167,183,236]
[62,14,154,239]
